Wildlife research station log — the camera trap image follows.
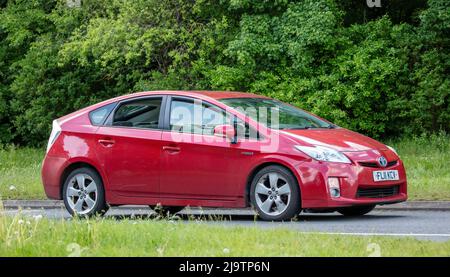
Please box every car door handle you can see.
[98,139,115,147]
[163,146,180,153]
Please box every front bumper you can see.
[297,152,408,209]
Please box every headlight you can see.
[387,145,398,156]
[294,145,351,164]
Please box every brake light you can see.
[46,120,61,153]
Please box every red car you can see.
[42,91,407,220]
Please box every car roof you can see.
[57,90,270,123]
[126,90,270,100]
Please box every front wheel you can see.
[337,205,375,216]
[250,165,301,221]
[63,167,108,217]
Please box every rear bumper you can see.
[41,155,66,200]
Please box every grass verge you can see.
[388,133,450,200]
[0,133,449,200]
[0,146,44,199]
[0,212,449,257]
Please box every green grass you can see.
[0,212,449,257]
[0,146,44,199]
[388,133,450,200]
[0,133,449,200]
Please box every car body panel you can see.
[94,126,162,198]
[42,132,107,200]
[280,128,389,152]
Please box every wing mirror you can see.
[213,124,236,142]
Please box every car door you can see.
[95,96,165,197]
[159,96,257,200]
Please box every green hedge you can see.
[0,0,449,146]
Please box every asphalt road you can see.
[2,207,450,242]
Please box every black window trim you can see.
[103,95,167,131]
[89,102,118,126]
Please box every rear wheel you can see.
[337,205,375,216]
[250,165,301,221]
[150,205,184,216]
[63,167,108,217]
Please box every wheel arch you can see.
[244,161,302,207]
[59,161,104,199]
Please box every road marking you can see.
[314,232,450,237]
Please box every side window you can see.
[169,98,259,139]
[169,99,227,135]
[236,118,258,140]
[202,104,227,135]
[89,103,116,126]
[112,98,162,129]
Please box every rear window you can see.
[89,103,116,125]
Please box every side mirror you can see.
[213,124,236,141]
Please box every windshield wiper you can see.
[283,126,312,130]
[284,125,336,130]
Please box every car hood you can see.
[280,128,388,152]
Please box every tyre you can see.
[250,165,301,221]
[150,205,184,216]
[337,205,375,216]
[63,167,108,217]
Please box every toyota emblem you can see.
[378,156,388,167]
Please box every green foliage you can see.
[3,0,231,145]
[306,18,414,136]
[410,0,450,133]
[0,0,448,145]
[0,0,57,143]
[204,0,449,138]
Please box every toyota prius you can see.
[42,91,407,220]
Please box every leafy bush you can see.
[3,0,228,145]
[0,0,448,145]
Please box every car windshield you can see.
[219,98,334,130]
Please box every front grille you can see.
[359,160,397,168]
[356,185,400,198]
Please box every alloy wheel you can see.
[66,173,98,215]
[254,172,291,216]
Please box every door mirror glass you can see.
[213,124,235,140]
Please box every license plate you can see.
[373,170,399,182]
